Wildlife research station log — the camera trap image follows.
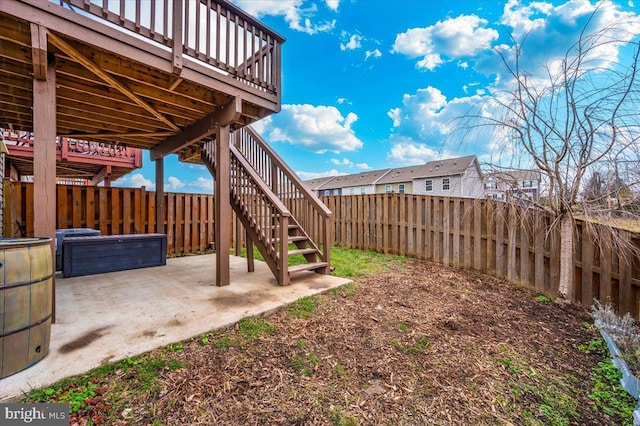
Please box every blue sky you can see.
[114,0,639,193]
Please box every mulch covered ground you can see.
[38,259,628,425]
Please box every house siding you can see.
[375,182,413,194]
[461,165,485,198]
[414,175,463,197]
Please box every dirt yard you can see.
[26,258,633,425]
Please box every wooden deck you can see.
[0,0,283,151]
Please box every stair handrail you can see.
[229,143,291,217]
[243,126,333,218]
[233,126,332,270]
[201,139,291,284]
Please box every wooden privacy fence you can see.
[5,183,640,317]
[3,181,215,256]
[321,194,640,317]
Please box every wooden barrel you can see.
[0,238,53,379]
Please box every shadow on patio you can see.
[0,254,350,401]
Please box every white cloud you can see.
[386,142,441,166]
[266,104,363,153]
[113,173,155,190]
[232,0,336,35]
[340,32,363,51]
[496,0,640,83]
[331,158,353,166]
[191,177,213,191]
[386,86,495,164]
[365,49,382,60]
[355,163,371,170]
[392,15,499,70]
[337,97,350,104]
[167,176,185,191]
[325,0,339,11]
[296,169,345,180]
[250,116,272,135]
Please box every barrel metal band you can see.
[0,313,52,338]
[0,273,53,290]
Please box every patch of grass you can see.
[577,338,605,354]
[535,295,552,303]
[586,338,635,423]
[296,339,307,349]
[329,247,408,278]
[397,322,409,332]
[289,353,319,377]
[327,405,360,426]
[23,352,184,419]
[333,362,345,378]
[288,296,319,319]
[214,336,233,348]
[28,381,99,413]
[237,246,406,278]
[166,342,183,353]
[237,316,275,340]
[199,333,212,345]
[391,336,431,354]
[496,354,579,426]
[328,283,357,298]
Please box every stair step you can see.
[288,235,308,243]
[288,262,329,274]
[288,248,318,256]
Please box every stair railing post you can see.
[278,214,289,285]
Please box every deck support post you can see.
[155,156,165,234]
[215,124,231,286]
[32,36,56,322]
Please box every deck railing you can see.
[233,126,333,265]
[62,0,283,96]
[2,130,142,167]
[200,138,290,284]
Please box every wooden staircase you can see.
[200,128,332,285]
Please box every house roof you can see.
[377,156,478,184]
[486,169,542,182]
[317,169,392,189]
[302,176,337,191]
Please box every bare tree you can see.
[459,6,640,300]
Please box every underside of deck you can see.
[0,0,282,151]
[0,0,286,289]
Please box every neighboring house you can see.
[305,155,485,199]
[484,170,543,202]
[376,156,484,198]
[302,176,337,197]
[315,169,393,196]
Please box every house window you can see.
[425,180,433,191]
[349,188,355,195]
[442,178,450,190]
[333,189,340,195]
[485,182,497,190]
[492,194,504,200]
[385,185,392,193]
[522,180,533,188]
[398,184,405,194]
[360,187,366,194]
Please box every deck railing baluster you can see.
[59,0,282,95]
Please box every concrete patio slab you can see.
[0,254,350,401]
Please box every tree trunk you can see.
[558,214,574,301]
